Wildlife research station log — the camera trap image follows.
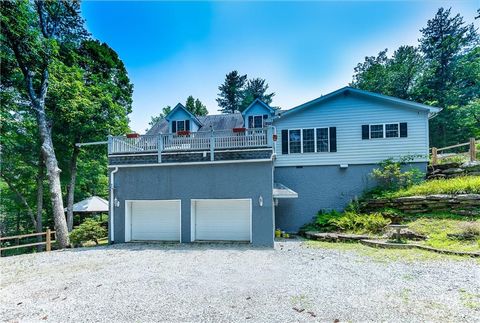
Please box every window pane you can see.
[302,129,315,153]
[316,128,329,152]
[370,124,383,138]
[289,130,301,153]
[177,121,185,132]
[385,123,399,138]
[253,116,263,128]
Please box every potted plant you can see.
[177,130,191,136]
[233,127,246,133]
[126,133,140,138]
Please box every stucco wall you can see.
[110,161,274,246]
[274,162,427,232]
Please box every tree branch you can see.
[1,174,37,229]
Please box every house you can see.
[108,86,440,247]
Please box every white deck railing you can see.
[109,128,271,155]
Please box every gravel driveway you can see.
[1,240,479,322]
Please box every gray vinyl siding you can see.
[109,161,274,247]
[274,93,430,167]
[274,162,428,232]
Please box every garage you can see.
[192,199,251,242]
[126,200,181,241]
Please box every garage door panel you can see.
[194,199,251,241]
[131,200,180,241]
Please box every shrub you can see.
[329,211,391,234]
[70,219,107,246]
[371,158,424,192]
[300,209,342,232]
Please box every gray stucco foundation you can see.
[274,162,427,232]
[110,161,274,247]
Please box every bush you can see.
[371,158,424,192]
[300,209,342,232]
[70,219,107,246]
[329,211,391,234]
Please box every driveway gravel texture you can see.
[1,240,479,322]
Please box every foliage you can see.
[302,208,390,234]
[380,176,480,198]
[351,7,480,147]
[69,219,107,246]
[329,211,391,234]
[148,106,172,129]
[370,158,425,192]
[241,78,275,111]
[217,71,276,113]
[217,70,248,113]
[185,95,208,116]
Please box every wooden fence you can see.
[0,229,55,255]
[431,138,478,165]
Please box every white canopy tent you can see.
[66,196,109,213]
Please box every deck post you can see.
[470,138,477,162]
[158,135,163,163]
[46,228,51,252]
[210,130,215,161]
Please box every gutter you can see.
[109,167,119,242]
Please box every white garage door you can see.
[130,200,180,241]
[193,199,251,241]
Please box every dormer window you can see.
[248,115,268,128]
[172,120,190,133]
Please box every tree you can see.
[49,40,132,231]
[185,95,208,116]
[351,49,390,94]
[418,7,479,146]
[241,78,275,111]
[217,70,247,113]
[1,0,88,247]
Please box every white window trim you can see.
[288,127,331,154]
[369,123,400,139]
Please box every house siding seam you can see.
[273,93,429,167]
[109,161,274,247]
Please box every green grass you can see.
[381,176,480,198]
[303,240,476,263]
[407,218,480,252]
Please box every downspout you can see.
[110,167,119,243]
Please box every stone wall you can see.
[428,161,480,179]
[362,194,480,216]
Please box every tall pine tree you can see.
[240,78,275,111]
[216,71,247,113]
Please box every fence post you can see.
[46,228,51,252]
[158,135,163,163]
[469,138,476,162]
[431,147,438,165]
[210,129,215,161]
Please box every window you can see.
[385,123,399,138]
[172,120,190,133]
[283,127,336,154]
[316,128,329,152]
[248,115,267,128]
[370,124,384,138]
[288,130,301,153]
[302,129,315,153]
[363,123,404,139]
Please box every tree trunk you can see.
[36,154,44,251]
[35,104,70,248]
[66,145,80,232]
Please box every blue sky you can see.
[81,1,478,132]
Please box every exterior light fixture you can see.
[259,195,263,207]
[114,197,120,208]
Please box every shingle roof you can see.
[146,113,244,135]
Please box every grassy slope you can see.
[382,176,480,198]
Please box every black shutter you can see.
[362,125,369,140]
[263,114,268,119]
[329,127,337,152]
[172,121,177,133]
[400,122,408,137]
[185,120,190,131]
[281,130,289,154]
[248,116,253,128]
